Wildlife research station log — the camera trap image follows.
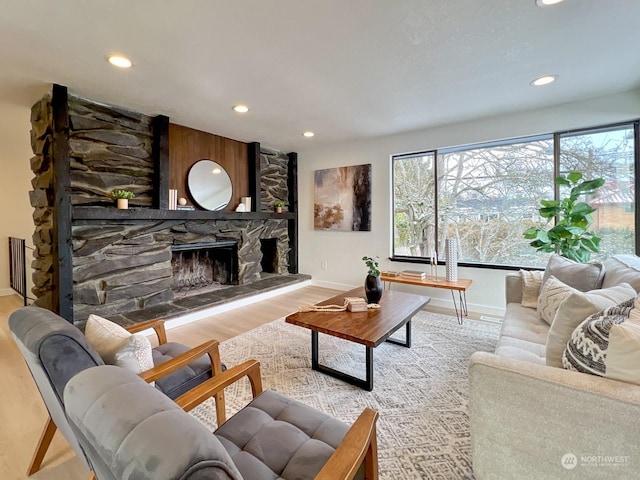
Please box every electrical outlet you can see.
[321,260,328,270]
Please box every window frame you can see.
[390,120,640,270]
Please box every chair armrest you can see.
[174,360,263,412]
[315,407,379,480]
[126,318,167,345]
[138,339,222,384]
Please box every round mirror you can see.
[187,160,233,211]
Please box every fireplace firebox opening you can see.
[260,238,279,274]
[171,241,238,297]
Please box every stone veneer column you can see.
[260,147,289,211]
[29,96,55,310]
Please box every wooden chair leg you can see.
[27,416,57,476]
[214,391,226,427]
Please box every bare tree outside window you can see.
[438,139,554,267]
[393,153,435,257]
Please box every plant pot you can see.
[275,206,283,213]
[364,274,383,304]
[116,198,129,209]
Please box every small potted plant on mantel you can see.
[274,200,285,213]
[110,189,135,209]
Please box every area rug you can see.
[190,311,500,479]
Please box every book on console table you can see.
[400,270,427,279]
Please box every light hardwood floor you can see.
[0,285,480,480]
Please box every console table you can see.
[380,274,472,324]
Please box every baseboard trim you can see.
[425,297,505,318]
[311,279,358,291]
[0,288,17,297]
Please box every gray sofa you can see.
[469,255,640,479]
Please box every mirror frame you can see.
[187,159,233,211]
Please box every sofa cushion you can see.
[602,255,640,291]
[545,283,636,367]
[84,314,154,375]
[537,276,576,325]
[495,336,546,364]
[501,303,549,345]
[495,304,547,364]
[563,296,640,385]
[542,254,605,292]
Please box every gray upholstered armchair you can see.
[9,306,225,477]
[64,362,380,480]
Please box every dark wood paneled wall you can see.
[168,124,249,211]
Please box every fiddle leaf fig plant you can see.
[523,172,605,263]
[362,256,380,277]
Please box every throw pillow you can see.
[84,314,154,375]
[537,276,576,325]
[563,296,640,385]
[545,283,636,367]
[520,269,544,308]
[542,254,605,292]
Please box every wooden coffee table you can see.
[285,287,430,391]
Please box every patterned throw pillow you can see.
[537,276,576,325]
[85,314,154,375]
[563,297,640,385]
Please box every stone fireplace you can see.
[28,85,299,324]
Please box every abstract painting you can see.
[314,164,371,231]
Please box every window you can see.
[392,121,639,268]
[559,125,636,261]
[393,152,435,257]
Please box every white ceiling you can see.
[1,0,639,153]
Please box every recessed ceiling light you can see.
[302,131,315,138]
[233,105,249,113]
[530,74,558,86]
[535,0,565,6]
[106,54,132,68]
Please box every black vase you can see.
[364,274,383,304]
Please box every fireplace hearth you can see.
[171,241,238,298]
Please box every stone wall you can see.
[29,96,54,309]
[260,147,289,211]
[68,95,154,207]
[71,219,289,322]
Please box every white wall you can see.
[297,89,640,316]
[0,99,37,296]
